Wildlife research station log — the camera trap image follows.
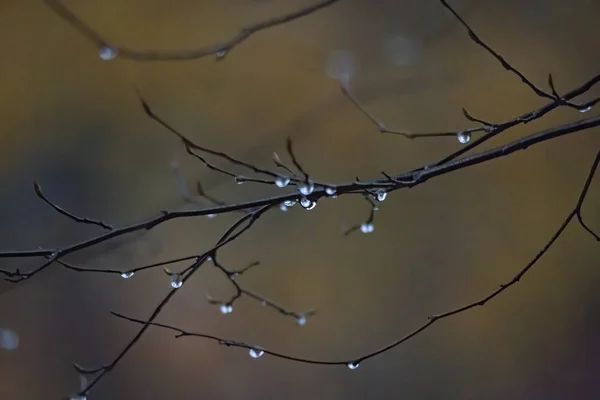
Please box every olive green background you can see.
[0,0,599,399]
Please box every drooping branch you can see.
[110,150,600,370]
[44,0,342,61]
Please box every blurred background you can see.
[0,0,599,398]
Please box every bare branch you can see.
[44,0,342,61]
[107,151,600,370]
[33,180,113,230]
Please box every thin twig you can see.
[33,180,113,230]
[44,0,342,61]
[109,151,600,368]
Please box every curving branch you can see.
[1,1,598,398]
[2,114,599,282]
[44,0,342,61]
[107,151,600,370]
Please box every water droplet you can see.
[235,177,245,185]
[384,35,420,66]
[376,190,387,202]
[325,187,337,195]
[69,396,87,400]
[216,49,227,59]
[170,274,183,289]
[360,223,374,233]
[207,214,217,219]
[579,106,592,113]
[98,46,117,61]
[283,200,296,207]
[275,177,290,188]
[298,181,314,195]
[280,203,288,212]
[326,50,356,88]
[347,361,360,370]
[300,197,316,210]
[296,315,307,326]
[0,329,19,350]
[120,271,134,279]
[220,304,233,314]
[457,132,471,144]
[249,347,264,359]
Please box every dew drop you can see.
[283,200,296,207]
[216,49,227,59]
[376,190,387,202]
[207,214,217,219]
[170,274,183,289]
[280,203,288,212]
[300,197,316,210]
[325,187,337,195]
[579,106,592,113]
[347,361,360,370]
[98,46,117,61]
[296,315,307,326]
[457,131,471,144]
[249,347,264,359]
[360,223,374,233]
[0,328,19,350]
[220,304,233,314]
[235,177,245,185]
[275,177,291,188]
[298,181,314,195]
[120,271,134,279]
[69,396,87,400]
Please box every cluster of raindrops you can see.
[457,131,471,144]
[220,303,233,315]
[249,347,264,359]
[98,46,117,61]
[325,50,356,88]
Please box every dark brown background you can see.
[0,0,599,399]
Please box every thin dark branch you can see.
[33,180,113,230]
[137,92,283,180]
[2,115,599,280]
[78,206,271,396]
[341,86,485,139]
[44,0,342,61]
[210,256,313,322]
[109,151,600,368]
[286,137,310,181]
[439,0,558,102]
